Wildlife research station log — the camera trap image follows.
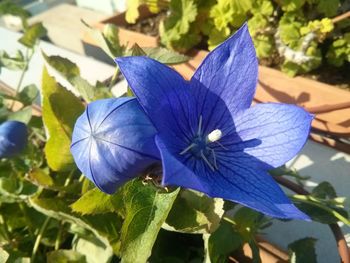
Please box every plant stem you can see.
[31,217,50,262]
[10,48,34,110]
[109,67,120,89]
[290,195,350,225]
[54,222,64,250]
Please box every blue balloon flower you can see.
[70,98,160,194]
[115,24,313,220]
[0,121,28,158]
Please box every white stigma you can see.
[207,129,222,142]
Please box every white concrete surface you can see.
[28,4,107,54]
[266,140,350,262]
[75,0,126,14]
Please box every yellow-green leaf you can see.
[42,67,84,171]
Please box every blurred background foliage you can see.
[126,0,350,79]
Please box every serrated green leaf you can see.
[120,180,179,263]
[160,0,198,49]
[72,237,113,263]
[84,21,124,59]
[126,0,141,24]
[29,195,121,255]
[142,47,189,64]
[47,250,86,263]
[41,67,84,171]
[27,168,54,187]
[42,51,80,79]
[0,0,30,19]
[69,76,95,103]
[71,188,118,215]
[103,24,125,57]
[288,238,317,263]
[17,84,39,105]
[19,22,47,48]
[7,106,32,123]
[0,247,9,262]
[312,182,337,199]
[0,50,26,71]
[277,0,305,12]
[208,27,231,50]
[206,221,243,263]
[293,195,350,225]
[164,189,224,234]
[252,0,273,16]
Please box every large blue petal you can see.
[230,103,313,169]
[71,98,159,194]
[156,136,309,220]
[190,23,258,121]
[116,56,198,149]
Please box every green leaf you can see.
[83,21,124,59]
[252,0,273,16]
[126,0,141,24]
[71,188,117,215]
[72,237,113,263]
[42,51,80,79]
[0,0,30,19]
[316,0,339,17]
[312,182,337,199]
[19,22,47,48]
[120,180,180,262]
[210,0,249,31]
[41,52,95,102]
[160,0,198,49]
[103,24,125,57]
[0,50,27,71]
[292,195,350,225]
[7,106,32,124]
[69,76,95,103]
[18,84,39,105]
[288,238,317,263]
[27,168,54,187]
[41,67,84,171]
[47,250,86,263]
[206,221,243,263]
[29,195,121,255]
[277,0,305,12]
[164,189,224,234]
[142,47,190,64]
[0,247,9,262]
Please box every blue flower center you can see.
[179,116,225,171]
[190,136,210,159]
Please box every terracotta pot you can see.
[81,7,350,154]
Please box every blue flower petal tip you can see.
[115,23,313,220]
[0,121,27,158]
[70,98,160,194]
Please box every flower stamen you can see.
[197,115,203,136]
[179,143,196,155]
[200,150,215,171]
[207,129,222,143]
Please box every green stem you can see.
[54,222,64,250]
[109,67,120,89]
[64,169,75,187]
[291,195,350,225]
[10,48,34,110]
[31,217,50,262]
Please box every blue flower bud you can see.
[0,121,28,158]
[70,97,160,194]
